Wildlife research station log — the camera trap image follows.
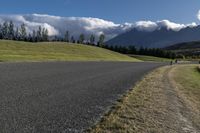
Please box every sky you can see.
[0,0,200,24]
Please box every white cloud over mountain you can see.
[134,20,197,32]
[0,14,198,40]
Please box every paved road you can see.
[0,62,165,133]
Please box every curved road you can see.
[0,62,165,132]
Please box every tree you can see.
[27,33,33,42]
[14,27,20,40]
[37,26,42,41]
[64,31,70,42]
[79,33,85,44]
[139,47,145,55]
[2,21,9,39]
[90,34,95,45]
[70,36,75,43]
[128,45,137,54]
[20,23,27,41]
[32,30,36,42]
[0,24,2,39]
[8,21,14,40]
[98,34,105,47]
[42,28,48,41]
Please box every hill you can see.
[164,41,200,57]
[0,40,139,62]
[106,26,200,48]
[165,41,200,50]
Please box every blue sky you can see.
[0,0,200,24]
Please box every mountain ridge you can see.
[106,25,200,48]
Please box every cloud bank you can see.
[0,14,198,40]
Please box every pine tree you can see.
[70,36,75,43]
[64,31,70,42]
[37,26,42,42]
[14,27,20,40]
[128,45,137,54]
[32,30,36,42]
[90,34,95,45]
[20,23,27,41]
[42,28,48,41]
[44,29,48,41]
[98,34,105,47]
[8,21,14,40]
[0,24,2,39]
[2,21,9,39]
[79,34,85,44]
[28,33,33,42]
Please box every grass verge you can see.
[129,55,172,62]
[172,65,200,129]
[89,65,200,133]
[0,40,140,62]
[89,67,169,133]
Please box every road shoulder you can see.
[89,65,200,133]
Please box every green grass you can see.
[129,55,172,62]
[174,65,200,103]
[173,65,200,129]
[0,40,140,62]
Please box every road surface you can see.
[0,62,165,132]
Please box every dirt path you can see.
[90,66,200,133]
[162,66,198,133]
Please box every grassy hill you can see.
[0,40,140,62]
[165,41,200,57]
[165,41,200,50]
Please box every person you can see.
[175,59,178,64]
[170,60,173,65]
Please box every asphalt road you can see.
[0,62,165,133]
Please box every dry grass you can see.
[89,67,170,133]
[89,65,200,133]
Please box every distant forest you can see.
[0,21,177,59]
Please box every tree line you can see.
[103,45,177,59]
[0,21,106,46]
[0,21,49,42]
[53,31,105,47]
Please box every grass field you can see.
[129,55,172,62]
[0,40,140,62]
[173,65,200,103]
[173,65,200,122]
[171,65,200,130]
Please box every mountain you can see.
[106,26,200,48]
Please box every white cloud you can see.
[0,14,198,40]
[134,20,197,32]
[197,10,200,21]
[157,20,186,31]
[135,21,157,32]
[186,22,197,28]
